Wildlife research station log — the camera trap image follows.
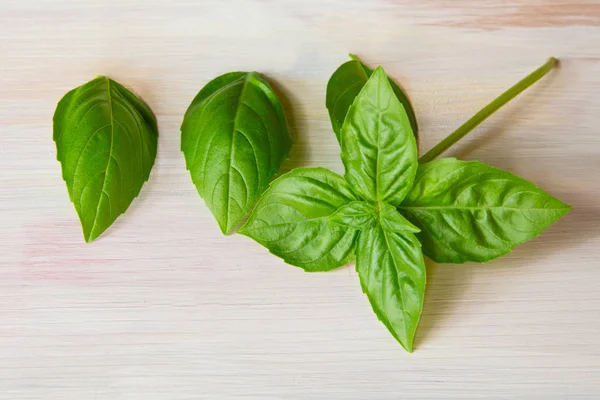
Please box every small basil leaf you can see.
[239,168,359,272]
[400,158,571,263]
[326,58,418,142]
[330,201,377,229]
[340,66,418,205]
[181,72,292,234]
[356,224,426,352]
[379,203,420,233]
[53,76,158,242]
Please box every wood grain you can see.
[1,0,599,398]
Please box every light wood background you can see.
[1,0,599,398]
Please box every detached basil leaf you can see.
[356,224,426,352]
[239,168,359,272]
[340,67,418,205]
[326,58,418,142]
[181,72,292,234]
[53,76,158,242]
[330,201,377,229]
[400,158,571,263]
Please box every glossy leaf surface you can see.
[53,76,158,242]
[239,168,359,271]
[379,202,420,233]
[340,67,418,205]
[181,72,292,234]
[356,224,426,352]
[329,201,377,229]
[400,158,571,263]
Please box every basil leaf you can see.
[400,158,571,263]
[356,224,426,352]
[379,203,420,233]
[239,168,359,271]
[329,201,377,229]
[340,66,418,205]
[326,58,418,142]
[181,72,292,234]
[53,76,158,242]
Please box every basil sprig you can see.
[241,60,569,352]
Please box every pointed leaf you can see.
[53,77,158,242]
[356,224,426,352]
[400,158,571,263]
[379,203,420,233]
[181,72,292,234]
[340,67,418,205]
[239,168,359,271]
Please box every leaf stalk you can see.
[419,57,557,163]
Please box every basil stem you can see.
[419,57,557,164]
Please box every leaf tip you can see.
[219,223,233,236]
[81,216,107,243]
[396,334,414,353]
[554,197,572,216]
[83,230,96,243]
[373,65,386,74]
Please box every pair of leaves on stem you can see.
[240,65,570,351]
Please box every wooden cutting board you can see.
[1,0,599,398]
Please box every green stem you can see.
[418,57,558,164]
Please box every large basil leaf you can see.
[181,72,292,234]
[356,224,426,352]
[399,158,571,263]
[53,76,158,242]
[340,67,418,205]
[326,58,418,142]
[239,168,359,272]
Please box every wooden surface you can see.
[1,0,600,398]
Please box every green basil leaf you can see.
[400,158,572,263]
[181,71,292,234]
[340,66,418,205]
[379,203,420,233]
[326,58,418,142]
[329,201,377,229]
[53,76,158,242]
[356,224,426,352]
[239,168,359,271]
